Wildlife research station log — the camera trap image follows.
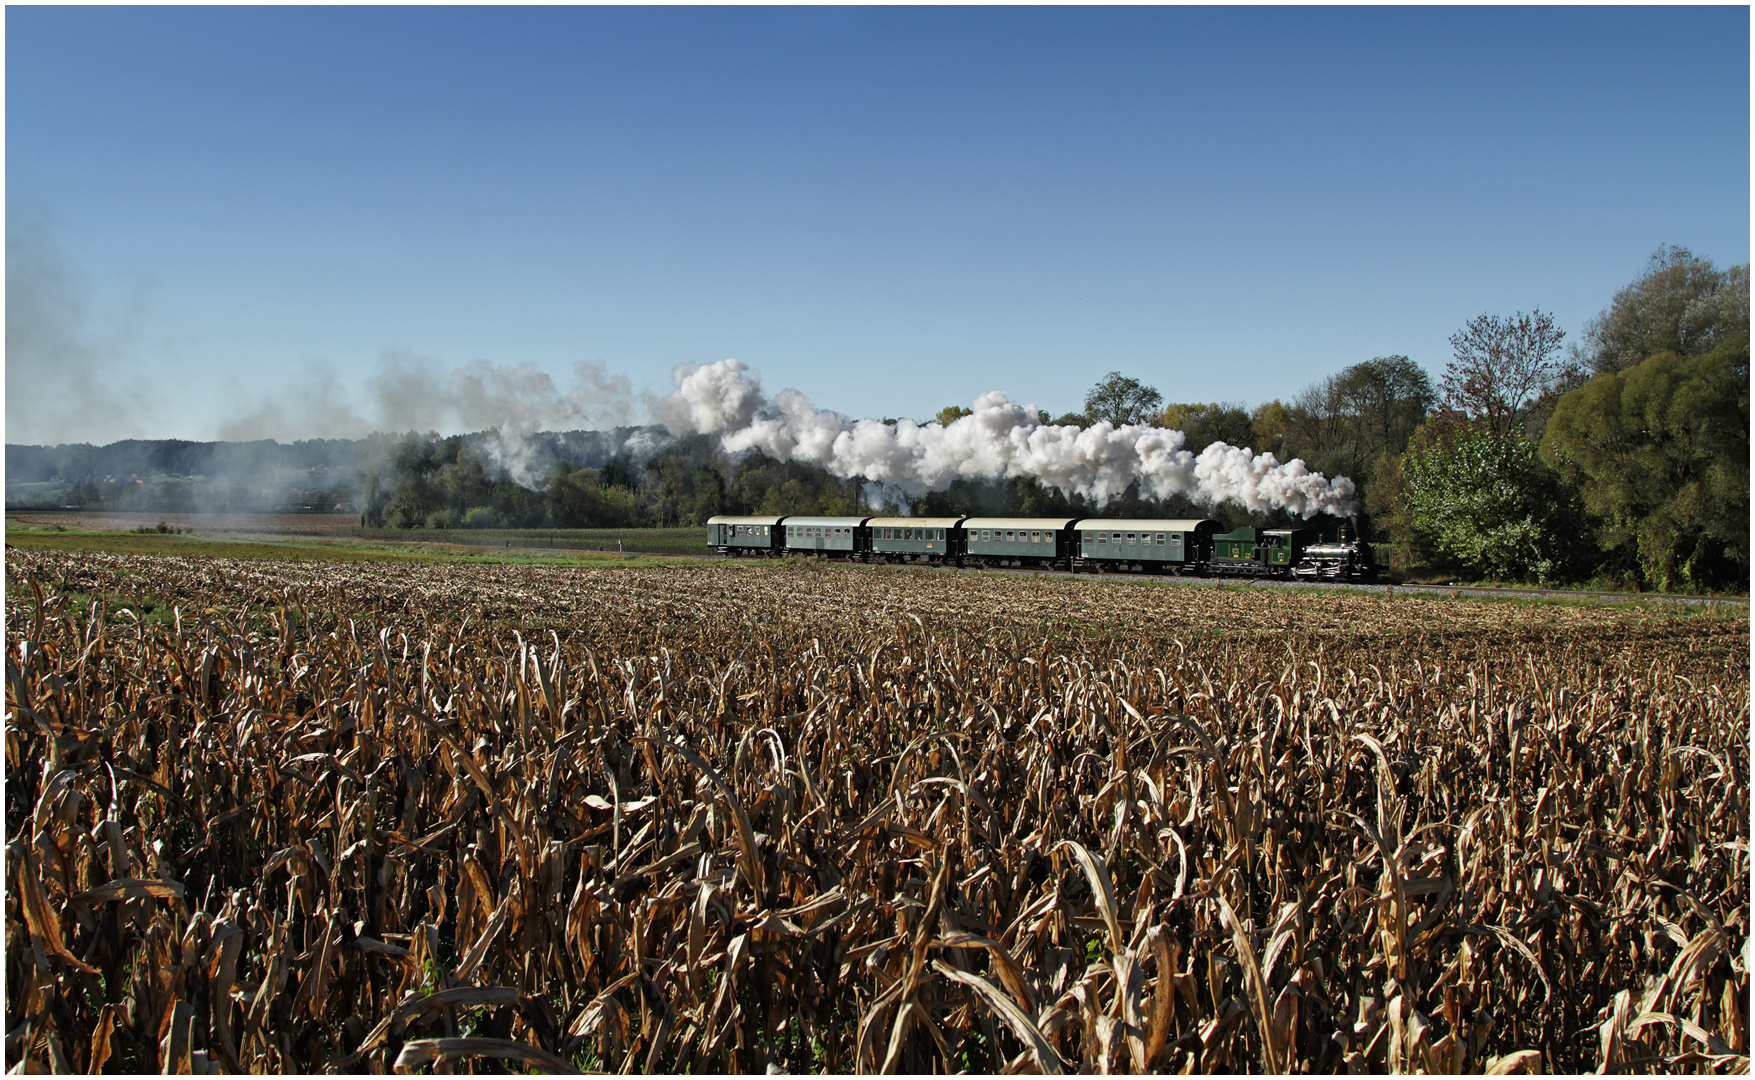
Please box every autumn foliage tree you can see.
[1442,310,1575,437]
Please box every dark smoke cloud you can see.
[5,223,157,445]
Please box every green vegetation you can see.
[1542,335,1749,593]
[1355,247,1746,593]
[1398,425,1583,585]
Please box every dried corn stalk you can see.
[4,550,1747,1073]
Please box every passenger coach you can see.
[1073,519,1218,574]
[706,515,786,557]
[961,517,1078,569]
[866,517,964,564]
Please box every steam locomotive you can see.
[705,514,1377,581]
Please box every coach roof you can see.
[961,518,1079,531]
[865,517,967,529]
[1070,519,1219,533]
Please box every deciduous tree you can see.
[1442,310,1570,437]
[1082,372,1163,428]
[1159,402,1254,450]
[1541,335,1749,592]
[1400,425,1583,584]
[1282,356,1434,486]
[1581,245,1749,374]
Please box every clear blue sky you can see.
[7,5,1749,444]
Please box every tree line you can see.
[10,245,1742,591]
[934,245,1745,592]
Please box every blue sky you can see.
[7,5,1749,445]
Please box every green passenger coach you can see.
[1075,519,1218,572]
[962,517,1079,569]
[866,517,966,564]
[706,515,787,557]
[782,516,868,555]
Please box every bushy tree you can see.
[1281,356,1434,489]
[1159,402,1254,450]
[1400,424,1583,584]
[1082,372,1163,427]
[1541,335,1749,592]
[1581,245,1750,375]
[1249,400,1292,459]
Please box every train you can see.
[705,514,1378,581]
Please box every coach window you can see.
[1156,533,1166,545]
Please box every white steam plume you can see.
[220,351,636,486]
[660,359,1359,518]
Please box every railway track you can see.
[972,564,1748,605]
[665,545,1747,607]
[441,530,1743,608]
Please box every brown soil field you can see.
[5,550,1747,1074]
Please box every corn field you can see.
[6,549,1748,1073]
